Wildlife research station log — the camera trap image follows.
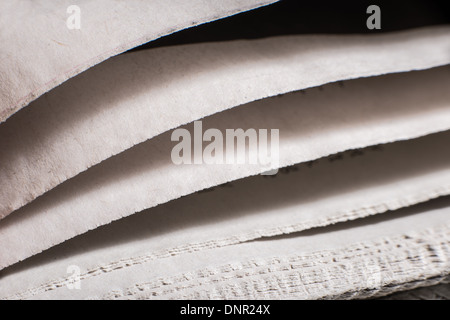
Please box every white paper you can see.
[1,71,450,270]
[0,0,277,122]
[1,195,449,299]
[1,27,449,220]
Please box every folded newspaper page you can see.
[1,94,450,269]
[1,27,449,220]
[0,1,449,301]
[0,0,277,122]
[1,194,449,299]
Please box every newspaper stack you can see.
[0,0,449,300]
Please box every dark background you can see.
[130,0,450,51]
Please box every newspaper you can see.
[1,2,449,300]
[1,116,450,270]
[1,27,449,220]
[0,0,277,122]
[1,193,449,299]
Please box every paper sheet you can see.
[0,0,277,122]
[1,67,450,270]
[1,27,449,220]
[1,196,449,299]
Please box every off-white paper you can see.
[1,69,450,270]
[1,196,449,299]
[0,0,277,122]
[1,27,450,220]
